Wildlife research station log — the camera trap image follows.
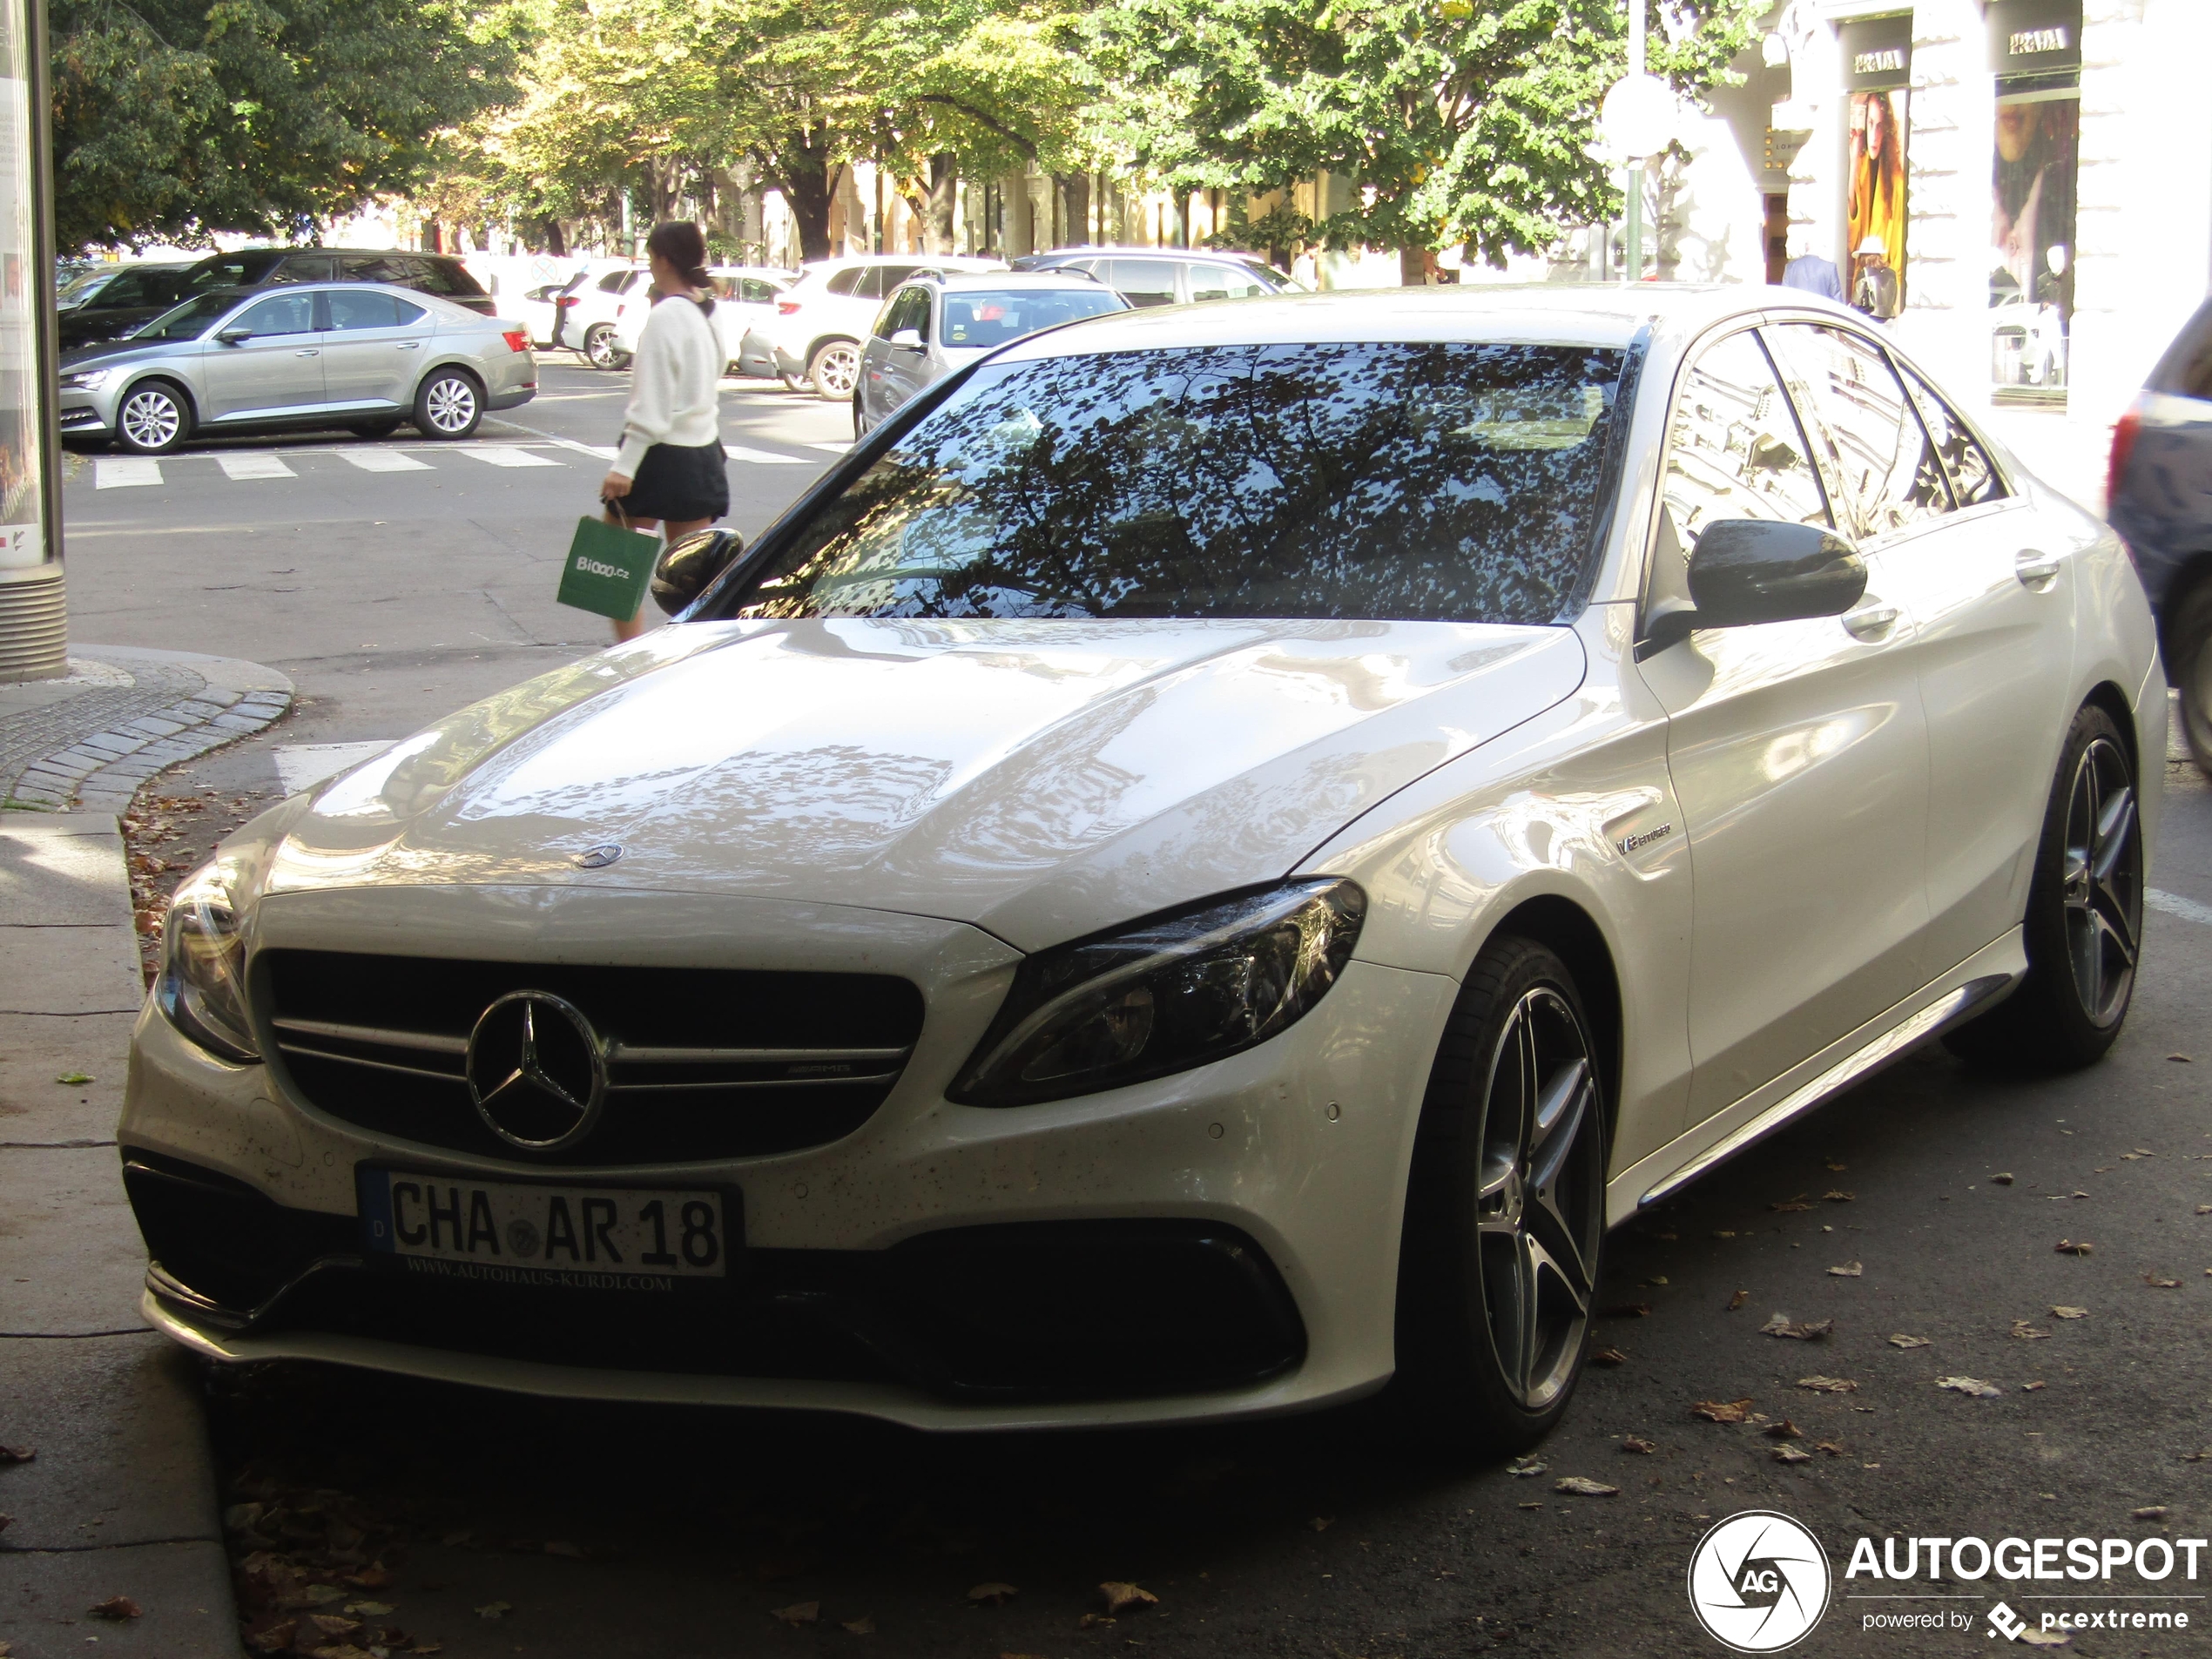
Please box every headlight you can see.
[155,863,260,1063]
[950,879,1365,1107]
[58,367,112,391]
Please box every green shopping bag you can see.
[556,513,659,620]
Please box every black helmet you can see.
[651,529,744,616]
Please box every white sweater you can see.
[612,295,721,477]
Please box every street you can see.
[55,358,2212,1659]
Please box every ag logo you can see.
[1688,1510,1831,1652]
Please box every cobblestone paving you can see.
[0,658,207,803]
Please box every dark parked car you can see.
[57,261,197,348]
[176,249,496,316]
[1008,246,1302,307]
[2106,300,2212,773]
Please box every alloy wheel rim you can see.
[1474,986,1602,1411]
[120,390,179,449]
[588,329,617,367]
[426,379,475,433]
[2060,734,2141,1027]
[817,346,859,395]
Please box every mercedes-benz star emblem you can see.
[572,843,624,869]
[465,990,607,1151]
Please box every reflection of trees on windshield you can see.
[738,342,1628,625]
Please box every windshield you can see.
[939,288,1125,348]
[184,251,285,293]
[130,293,246,341]
[723,341,1628,624]
[58,268,114,305]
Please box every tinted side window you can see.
[2149,299,2212,400]
[1892,355,2006,507]
[878,285,930,340]
[596,270,631,293]
[273,256,336,283]
[186,251,285,293]
[412,259,479,296]
[327,290,407,330]
[232,293,318,337]
[825,268,864,297]
[1662,329,1831,549]
[341,254,412,284]
[91,271,146,307]
[1103,260,1179,307]
[740,278,778,304]
[1766,323,1952,541]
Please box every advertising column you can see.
[0,0,60,678]
[1988,0,2080,402]
[1839,13,1912,323]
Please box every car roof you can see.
[799,253,1004,273]
[194,280,489,320]
[1030,246,1268,264]
[920,271,1109,290]
[988,282,1765,361]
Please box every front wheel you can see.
[412,369,482,440]
[807,340,860,401]
[1383,935,1608,1455]
[2168,581,2212,777]
[1946,702,2143,1071]
[114,381,190,455]
[583,324,622,369]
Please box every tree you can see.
[1087,0,1761,280]
[50,0,523,252]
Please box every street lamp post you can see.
[0,0,64,679]
[1599,4,1674,287]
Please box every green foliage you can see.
[51,0,522,251]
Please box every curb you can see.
[8,645,293,814]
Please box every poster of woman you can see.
[1848,91,1908,312]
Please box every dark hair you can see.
[645,221,712,309]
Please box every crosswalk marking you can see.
[217,453,296,481]
[808,442,853,455]
[94,457,162,489]
[724,444,809,464]
[337,449,434,473]
[462,445,562,469]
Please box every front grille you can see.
[257,949,924,1164]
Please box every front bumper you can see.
[120,887,1451,1429]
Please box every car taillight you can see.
[502,329,529,354]
[2107,402,2143,509]
[616,303,625,318]
[777,298,802,315]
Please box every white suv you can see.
[610,266,793,375]
[558,263,648,368]
[744,253,1004,400]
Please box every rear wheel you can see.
[807,340,860,401]
[2168,580,2212,777]
[779,372,812,394]
[114,381,190,455]
[1946,702,2143,1071]
[583,324,622,369]
[412,368,482,440]
[1383,936,1607,1454]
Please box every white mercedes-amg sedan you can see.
[124,287,2160,1448]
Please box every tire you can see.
[2168,580,2212,778]
[412,368,483,440]
[1945,702,2144,1071]
[347,418,402,439]
[853,395,868,439]
[113,380,191,455]
[807,340,860,401]
[780,372,812,395]
[1381,935,1608,1455]
[583,324,622,369]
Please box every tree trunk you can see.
[919,154,958,253]
[759,131,837,262]
[1399,243,1429,287]
[1055,173,1090,247]
[543,217,568,257]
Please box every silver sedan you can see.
[854,272,1128,435]
[56,283,538,454]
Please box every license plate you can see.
[357,1169,734,1291]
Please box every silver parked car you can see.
[56,283,538,454]
[854,271,1129,435]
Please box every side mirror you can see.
[1644,519,1865,655]
[888,327,924,350]
[215,328,250,346]
[651,528,745,617]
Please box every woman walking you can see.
[601,221,728,640]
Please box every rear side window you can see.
[2149,299,2212,400]
[826,268,865,297]
[185,251,285,293]
[1102,260,1179,307]
[272,256,336,283]
[414,259,482,297]
[1890,356,2005,508]
[327,290,421,330]
[597,269,632,293]
[341,254,413,284]
[1764,322,1953,542]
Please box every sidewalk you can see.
[2,647,293,1657]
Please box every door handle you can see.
[396,341,421,350]
[1841,601,1900,642]
[2015,548,2061,589]
[293,348,319,357]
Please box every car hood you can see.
[264,617,1586,950]
[59,334,188,369]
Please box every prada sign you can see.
[1987,0,2082,76]
[1841,13,1912,92]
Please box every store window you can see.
[1840,13,1912,323]
[1988,0,2080,403]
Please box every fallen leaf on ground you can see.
[1692,1399,1754,1422]
[1099,1582,1157,1615]
[87,1596,140,1621]
[2183,1449,2212,1462]
[1760,1313,1834,1340]
[1517,1501,1543,1510]
[2134,1149,2156,1157]
[1772,1445,1813,1464]
[1824,1190,1854,1202]
[2054,1239,2093,1255]
[2022,1381,2047,1392]
[1936,1376,2002,1399]
[243,1620,296,1654]
[1888,1333,1930,1349]
[772,1602,820,1625]
[1991,1172,2015,1185]
[1763,1420,1803,1440]
[53,1072,91,1086]
[841,1615,875,1635]
[1645,1276,1669,1286]
[1814,1441,1845,1457]
[1077,1613,1116,1628]
[1711,1230,1737,1239]
[1554,1477,1618,1496]
[2197,1205,2212,1216]
[2171,1054,2194,1062]
[2133,1506,2169,1521]
[1770,1199,1813,1212]
[1827,1262,1863,1278]
[2051,1305,2088,1318]
[1621,1436,1656,1454]
[473,1602,512,1622]
[2144,1273,2182,1289]
[0,1444,32,1464]
[307,1614,361,1638]
[343,1601,394,1617]
[1727,1290,1750,1312]
[968,1584,1019,1604]
[1826,1161,1847,1171]
[1601,1303,1651,1318]
[1590,1346,1626,1366]
[1308,1516,1332,1531]
[1505,1455,1547,1477]
[1797,1376,1858,1393]
[2012,1321,2049,1339]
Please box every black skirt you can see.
[620,440,729,523]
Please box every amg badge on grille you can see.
[572,843,624,869]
